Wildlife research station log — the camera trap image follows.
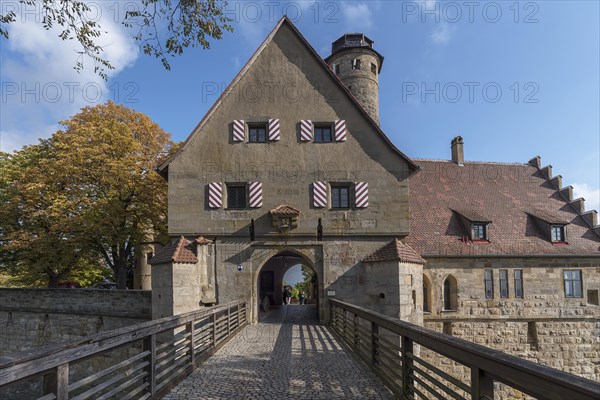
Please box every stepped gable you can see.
[407,156,600,257]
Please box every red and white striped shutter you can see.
[313,181,327,208]
[300,120,313,141]
[249,181,263,208]
[334,120,347,142]
[232,120,245,142]
[208,182,223,208]
[355,182,368,208]
[268,119,281,141]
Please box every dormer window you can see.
[551,225,566,242]
[472,223,487,240]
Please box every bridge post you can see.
[212,313,217,346]
[227,307,231,336]
[143,333,156,395]
[401,335,414,397]
[371,321,379,365]
[237,303,241,329]
[353,314,359,351]
[187,321,195,366]
[471,367,494,400]
[43,364,69,400]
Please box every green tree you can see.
[0,0,233,80]
[0,102,175,288]
[0,144,102,287]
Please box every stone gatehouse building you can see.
[149,17,599,382]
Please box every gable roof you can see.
[157,16,419,177]
[407,159,600,257]
[363,239,426,264]
[149,236,198,264]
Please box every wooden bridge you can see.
[0,300,597,399]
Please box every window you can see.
[514,269,523,298]
[473,223,487,240]
[331,185,350,209]
[334,63,340,75]
[587,290,599,305]
[484,269,494,299]
[248,124,267,143]
[551,225,565,242]
[227,185,247,209]
[351,58,361,70]
[499,269,509,298]
[314,125,333,143]
[443,276,457,310]
[423,275,432,313]
[563,270,582,298]
[371,63,377,75]
[146,252,153,264]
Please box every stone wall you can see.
[421,257,600,389]
[0,289,152,355]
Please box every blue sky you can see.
[1,1,598,210]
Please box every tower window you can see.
[248,124,267,143]
[331,185,350,209]
[314,125,333,143]
[371,63,377,75]
[351,59,361,70]
[227,184,247,209]
[551,225,566,242]
[333,63,340,75]
[563,270,582,298]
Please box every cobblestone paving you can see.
[164,305,394,400]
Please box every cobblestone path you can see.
[164,305,394,400]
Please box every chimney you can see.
[451,136,464,165]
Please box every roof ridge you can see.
[412,158,529,166]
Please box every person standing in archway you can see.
[284,287,291,305]
[299,292,305,305]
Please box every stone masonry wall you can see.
[0,289,152,355]
[421,257,599,393]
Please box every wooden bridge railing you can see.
[0,300,247,400]
[330,299,599,400]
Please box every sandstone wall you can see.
[421,257,599,391]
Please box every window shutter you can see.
[334,120,347,142]
[208,182,223,208]
[249,181,263,208]
[268,119,280,141]
[233,120,245,142]
[313,181,327,208]
[355,182,368,208]
[300,120,313,141]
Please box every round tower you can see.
[325,33,384,124]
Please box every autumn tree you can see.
[0,102,174,288]
[0,144,102,287]
[0,0,233,79]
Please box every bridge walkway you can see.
[163,305,393,400]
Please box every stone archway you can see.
[250,247,322,323]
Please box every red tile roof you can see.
[363,239,426,264]
[407,160,600,256]
[149,236,198,264]
[270,204,301,216]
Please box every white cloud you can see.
[341,2,374,31]
[572,183,600,213]
[431,22,455,44]
[0,2,138,153]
